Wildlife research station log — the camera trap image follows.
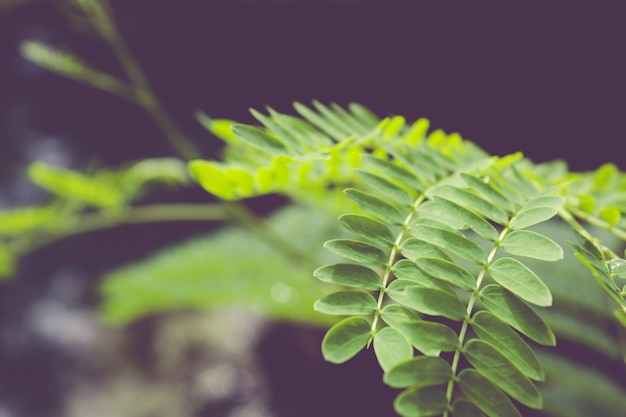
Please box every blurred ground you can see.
[0,1,625,416]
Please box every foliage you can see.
[3,1,626,416]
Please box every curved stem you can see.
[11,203,227,256]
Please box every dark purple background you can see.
[1,0,624,174]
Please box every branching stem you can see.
[442,224,512,417]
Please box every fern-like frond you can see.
[308,125,566,416]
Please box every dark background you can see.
[0,1,625,417]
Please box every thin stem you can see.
[370,194,427,340]
[222,202,318,268]
[442,225,511,417]
[564,205,626,242]
[90,0,201,160]
[12,203,227,256]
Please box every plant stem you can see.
[442,225,511,417]
[91,0,201,160]
[12,203,227,256]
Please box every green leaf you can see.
[314,292,377,316]
[249,108,304,151]
[364,154,424,191]
[339,214,396,246]
[387,279,467,320]
[344,188,406,225]
[599,207,621,226]
[431,185,509,225]
[460,173,515,213]
[400,238,452,262]
[502,230,563,261]
[313,263,383,290]
[100,205,332,325]
[373,327,414,372]
[393,260,457,293]
[355,169,416,206]
[489,257,553,307]
[463,339,542,408]
[384,356,452,389]
[321,316,371,363]
[0,206,57,235]
[393,387,448,417]
[231,123,288,154]
[324,239,388,266]
[481,284,555,346]
[416,257,476,291]
[381,305,459,355]
[510,207,558,229]
[418,223,487,265]
[523,195,566,210]
[607,258,626,278]
[452,399,486,417]
[432,196,499,241]
[294,101,347,141]
[28,162,124,208]
[458,369,522,417]
[471,311,544,381]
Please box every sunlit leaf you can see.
[321,316,371,363]
[489,257,553,307]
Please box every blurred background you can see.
[0,1,625,417]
